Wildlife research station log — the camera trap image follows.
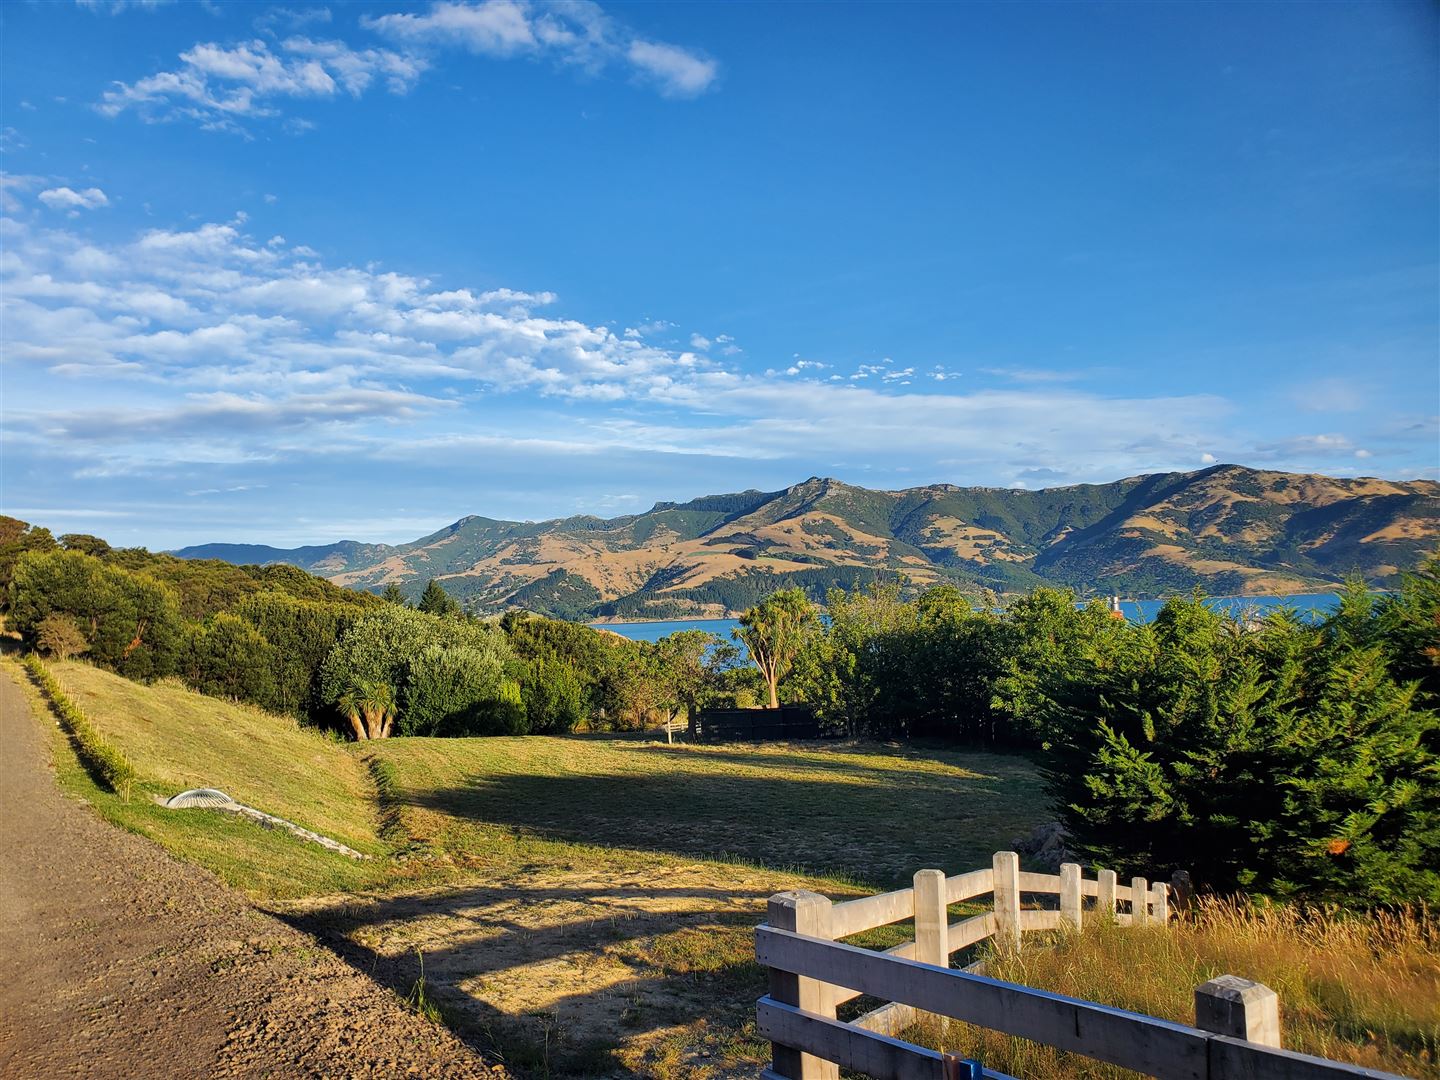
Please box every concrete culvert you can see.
[159,787,368,860]
[164,789,236,809]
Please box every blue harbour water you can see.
[591,593,1347,643]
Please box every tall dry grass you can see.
[924,899,1439,1078]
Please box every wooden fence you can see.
[757,851,1407,1080]
[689,705,823,742]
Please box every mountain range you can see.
[173,465,1440,620]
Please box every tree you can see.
[642,631,729,740]
[518,657,585,734]
[402,643,508,736]
[233,592,362,717]
[59,533,112,557]
[318,605,512,738]
[336,679,398,740]
[735,587,818,709]
[181,613,279,707]
[0,516,57,611]
[381,583,408,606]
[35,613,87,659]
[9,550,181,680]
[417,579,460,617]
[1023,590,1440,906]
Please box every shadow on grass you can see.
[277,879,773,1078]
[400,766,1044,889]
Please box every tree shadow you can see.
[276,878,775,1077]
[400,767,1044,890]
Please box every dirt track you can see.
[0,667,505,1079]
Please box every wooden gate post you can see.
[1059,863,1082,930]
[1152,882,1169,925]
[1131,876,1149,926]
[766,891,840,1080]
[992,851,1021,949]
[1195,975,1281,1047]
[1096,868,1117,920]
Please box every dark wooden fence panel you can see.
[690,706,825,742]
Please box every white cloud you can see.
[367,0,540,56]
[97,37,425,132]
[8,204,1420,509]
[366,1,717,96]
[37,186,110,215]
[0,174,44,214]
[689,333,710,350]
[625,39,718,98]
[1201,452,1217,464]
[100,1,717,132]
[75,0,174,12]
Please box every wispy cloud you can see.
[366,0,718,99]
[75,0,174,13]
[97,37,425,133]
[96,0,718,133]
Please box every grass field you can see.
[15,657,1439,1079]
[371,734,1042,886]
[15,658,1050,1075]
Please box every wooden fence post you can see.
[1195,975,1281,1047]
[766,891,840,1080]
[1096,868,1117,920]
[1170,869,1195,917]
[914,869,949,965]
[1131,876,1148,926]
[1059,863,1082,931]
[1152,882,1169,925]
[993,851,1021,949]
[915,869,949,1031]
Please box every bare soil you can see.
[0,668,506,1080]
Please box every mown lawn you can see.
[372,735,1047,888]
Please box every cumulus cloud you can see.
[37,186,110,215]
[9,203,1421,531]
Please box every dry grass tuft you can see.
[924,899,1440,1078]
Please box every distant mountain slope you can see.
[172,465,1440,618]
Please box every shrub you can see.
[518,656,585,734]
[319,605,513,737]
[233,592,363,717]
[36,613,88,659]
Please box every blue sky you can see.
[2,0,1436,548]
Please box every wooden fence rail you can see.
[757,851,1407,1080]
